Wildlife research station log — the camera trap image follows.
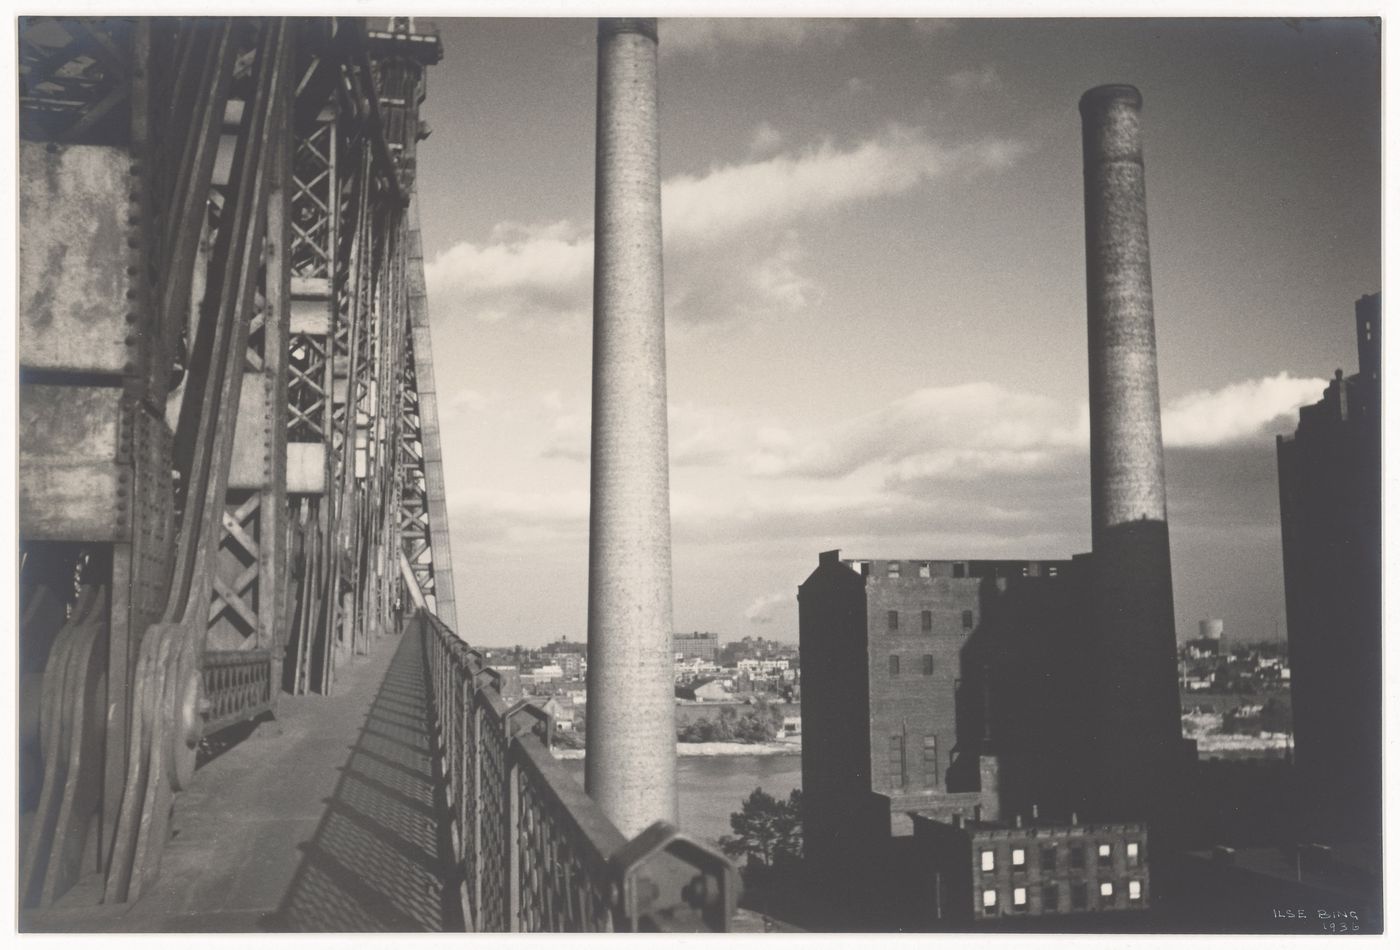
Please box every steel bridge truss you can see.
[17,15,454,909]
[18,16,738,931]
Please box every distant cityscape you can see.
[475,621,1295,760]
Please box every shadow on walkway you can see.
[265,631,463,932]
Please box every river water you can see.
[560,754,802,847]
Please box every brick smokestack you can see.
[585,17,679,837]
[1079,85,1183,824]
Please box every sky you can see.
[410,17,1381,648]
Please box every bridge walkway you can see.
[27,630,461,933]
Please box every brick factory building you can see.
[797,552,1107,901]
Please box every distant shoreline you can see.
[551,739,802,760]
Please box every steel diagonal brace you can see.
[104,18,290,905]
[157,20,236,391]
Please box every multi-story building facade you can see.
[1276,293,1382,847]
[672,630,720,663]
[913,813,1149,924]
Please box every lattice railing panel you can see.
[415,610,739,933]
[202,649,274,734]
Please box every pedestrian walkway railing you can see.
[414,609,739,932]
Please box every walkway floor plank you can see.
[23,630,460,933]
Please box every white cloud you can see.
[662,124,1025,246]
[747,121,783,156]
[424,220,592,325]
[743,591,790,624]
[947,65,1004,91]
[660,18,857,56]
[451,487,590,544]
[744,372,1318,486]
[751,382,1077,480]
[427,127,1025,327]
[438,387,498,423]
[668,229,821,324]
[1162,373,1326,447]
[543,399,760,468]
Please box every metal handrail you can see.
[414,608,738,932]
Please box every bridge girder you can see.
[17,15,452,908]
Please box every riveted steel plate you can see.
[19,144,132,375]
[20,385,126,540]
[227,373,269,490]
[287,443,326,493]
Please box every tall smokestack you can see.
[585,17,678,837]
[1079,84,1183,824]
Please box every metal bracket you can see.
[503,700,552,749]
[609,820,740,932]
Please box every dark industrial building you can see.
[797,553,1095,846]
[1276,293,1382,849]
[913,813,1149,924]
[796,552,1119,918]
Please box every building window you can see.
[1047,566,1059,577]
[922,736,939,788]
[982,889,997,913]
[921,609,933,631]
[1070,845,1085,869]
[981,849,995,872]
[1013,887,1027,909]
[1071,883,1087,910]
[1126,841,1141,867]
[889,735,905,790]
[922,654,934,675]
[1042,884,1059,912]
[961,609,974,630]
[1040,845,1057,870]
[918,562,931,578]
[888,561,901,579]
[1100,881,1114,899]
[888,610,899,631]
[953,562,966,578]
[1128,880,1142,901]
[1012,848,1026,867]
[889,655,900,676]
[1098,843,1112,867]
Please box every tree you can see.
[718,787,803,872]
